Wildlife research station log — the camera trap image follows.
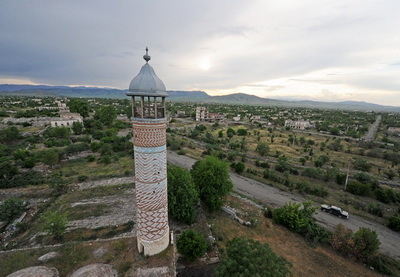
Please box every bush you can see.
[0,198,25,222]
[346,180,372,197]
[388,216,400,232]
[41,210,67,240]
[177,229,208,262]
[233,162,245,174]
[367,203,384,217]
[77,175,88,182]
[216,237,291,277]
[272,201,315,233]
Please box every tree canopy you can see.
[216,237,292,277]
[177,229,208,262]
[167,165,199,225]
[94,105,117,126]
[191,156,233,212]
[68,99,91,118]
[0,197,25,223]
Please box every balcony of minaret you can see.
[131,96,166,119]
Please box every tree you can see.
[167,165,199,225]
[216,237,291,277]
[68,99,90,118]
[191,156,233,212]
[42,150,60,167]
[256,142,269,156]
[94,105,117,126]
[233,162,245,174]
[72,121,84,135]
[0,126,20,143]
[388,216,400,232]
[41,210,67,240]
[352,158,372,172]
[0,198,25,222]
[48,126,71,139]
[226,128,236,138]
[273,201,315,233]
[236,128,248,136]
[354,228,380,261]
[177,229,208,262]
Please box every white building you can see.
[50,112,83,128]
[284,119,312,130]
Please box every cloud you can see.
[0,0,400,105]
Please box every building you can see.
[126,48,169,256]
[50,112,83,128]
[196,106,224,122]
[196,106,207,121]
[284,119,312,130]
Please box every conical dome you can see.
[126,48,168,97]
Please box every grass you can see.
[54,156,133,182]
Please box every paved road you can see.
[167,150,400,260]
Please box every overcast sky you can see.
[1,0,399,106]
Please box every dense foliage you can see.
[167,165,199,225]
[191,156,233,212]
[0,198,25,223]
[177,229,208,262]
[216,237,292,277]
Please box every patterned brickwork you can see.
[132,117,169,255]
[134,150,167,183]
[132,121,167,147]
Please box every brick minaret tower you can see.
[127,48,169,256]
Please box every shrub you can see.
[346,180,371,197]
[216,237,292,277]
[388,216,400,232]
[177,229,208,262]
[0,198,25,222]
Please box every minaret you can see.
[127,48,169,256]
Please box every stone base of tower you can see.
[137,228,170,256]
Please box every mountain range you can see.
[1,84,399,113]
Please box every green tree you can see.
[256,142,269,156]
[191,156,233,212]
[68,99,90,118]
[41,150,60,167]
[0,161,19,188]
[0,126,20,143]
[273,201,315,233]
[234,162,245,174]
[216,237,292,277]
[72,121,84,135]
[0,198,25,222]
[167,165,199,225]
[41,210,67,240]
[388,216,400,231]
[94,105,117,126]
[226,128,236,138]
[177,229,208,262]
[236,128,248,136]
[48,127,71,139]
[354,228,380,261]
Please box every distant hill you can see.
[1,84,399,112]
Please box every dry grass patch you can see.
[209,196,383,277]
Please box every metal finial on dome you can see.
[143,47,151,62]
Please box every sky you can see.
[1,0,399,106]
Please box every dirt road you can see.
[167,150,400,260]
[362,115,382,142]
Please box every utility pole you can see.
[344,163,350,190]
